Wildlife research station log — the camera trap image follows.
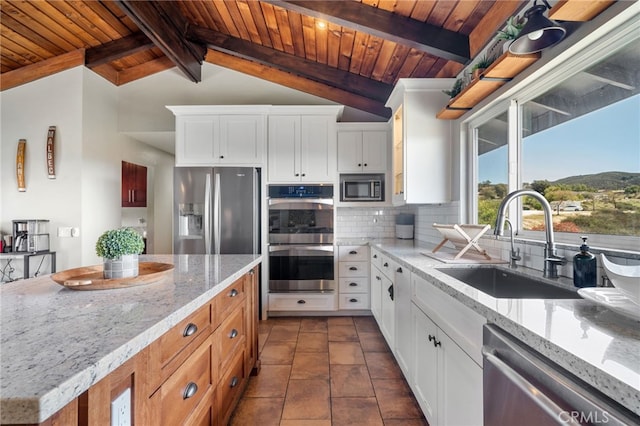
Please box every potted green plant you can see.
[497,16,526,52]
[471,54,497,80]
[443,78,464,99]
[95,227,144,279]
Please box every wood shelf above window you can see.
[548,0,614,21]
[436,51,540,120]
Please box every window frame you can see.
[465,7,640,251]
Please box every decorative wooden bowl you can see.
[51,262,174,290]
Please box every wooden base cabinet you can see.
[77,265,260,426]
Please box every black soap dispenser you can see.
[573,236,596,288]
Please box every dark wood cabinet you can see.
[121,161,147,207]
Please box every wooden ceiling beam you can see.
[114,0,205,82]
[205,49,391,119]
[265,0,470,64]
[1,49,85,91]
[85,32,155,68]
[188,25,394,104]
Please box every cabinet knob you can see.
[397,267,403,273]
[183,382,198,400]
[230,376,239,388]
[358,163,362,167]
[373,254,377,259]
[364,163,368,167]
[297,299,306,304]
[350,298,358,303]
[376,276,381,280]
[183,323,198,337]
[383,262,388,267]
[229,328,238,339]
[295,173,300,177]
[301,173,306,177]
[229,288,239,297]
[220,155,224,159]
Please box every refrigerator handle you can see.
[204,173,212,255]
[214,172,221,254]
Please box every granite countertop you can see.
[341,238,640,417]
[0,254,262,425]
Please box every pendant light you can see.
[509,0,566,54]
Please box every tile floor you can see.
[230,316,428,426]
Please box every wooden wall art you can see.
[16,139,26,192]
[47,126,56,179]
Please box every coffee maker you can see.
[12,220,50,253]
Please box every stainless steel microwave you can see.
[340,174,384,202]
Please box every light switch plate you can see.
[111,387,131,426]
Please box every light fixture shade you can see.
[509,4,566,54]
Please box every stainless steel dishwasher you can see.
[482,324,639,426]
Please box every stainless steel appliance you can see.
[482,324,638,426]
[339,173,384,202]
[173,167,260,254]
[268,185,334,292]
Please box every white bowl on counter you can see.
[601,254,640,305]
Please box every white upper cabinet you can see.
[168,106,268,167]
[385,79,454,205]
[267,106,343,183]
[337,123,389,173]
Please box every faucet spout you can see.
[494,189,564,278]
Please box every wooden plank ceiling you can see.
[1,0,526,118]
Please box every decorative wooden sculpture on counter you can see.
[16,139,26,192]
[46,126,56,179]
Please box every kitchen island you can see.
[0,254,261,425]
[355,238,640,419]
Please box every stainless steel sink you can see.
[437,267,581,299]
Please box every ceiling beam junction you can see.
[85,32,155,68]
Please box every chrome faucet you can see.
[494,189,565,278]
[504,219,521,269]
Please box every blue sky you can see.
[479,95,640,184]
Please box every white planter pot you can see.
[103,254,139,279]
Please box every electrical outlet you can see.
[111,388,131,426]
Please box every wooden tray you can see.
[51,262,174,290]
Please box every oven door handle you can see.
[269,244,334,253]
[268,198,334,207]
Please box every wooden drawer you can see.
[339,277,369,294]
[216,304,246,371]
[339,293,370,310]
[217,348,246,426]
[159,339,213,426]
[215,277,246,328]
[268,293,337,311]
[159,302,211,367]
[339,261,369,278]
[338,245,369,261]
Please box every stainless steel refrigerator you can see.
[174,167,260,254]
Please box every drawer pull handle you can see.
[183,323,198,337]
[428,335,442,348]
[388,284,394,301]
[349,282,358,287]
[349,266,358,271]
[229,288,239,297]
[376,276,381,280]
[349,250,358,254]
[183,382,198,400]
[350,298,358,303]
[229,328,238,339]
[297,300,306,304]
[230,376,239,388]
[397,267,403,273]
[373,254,377,259]
[383,262,388,267]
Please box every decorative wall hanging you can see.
[16,139,26,192]
[46,126,56,179]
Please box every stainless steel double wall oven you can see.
[268,185,334,293]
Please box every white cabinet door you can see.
[394,264,412,378]
[268,115,299,182]
[175,115,218,165]
[300,115,335,182]
[219,115,265,164]
[337,131,363,172]
[361,130,387,172]
[439,331,483,426]
[412,304,438,426]
[370,264,382,322]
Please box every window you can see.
[471,16,639,249]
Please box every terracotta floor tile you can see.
[243,365,291,398]
[280,421,332,426]
[296,332,329,353]
[259,332,270,352]
[331,397,384,426]
[373,379,424,420]
[291,352,330,380]
[328,324,359,342]
[300,318,328,333]
[261,341,297,365]
[271,318,302,327]
[229,397,284,426]
[281,379,331,420]
[365,351,404,379]
[353,316,380,333]
[358,332,391,352]
[383,419,429,426]
[268,324,300,342]
[329,342,366,365]
[327,316,354,326]
[330,364,375,397]
[258,320,275,334]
